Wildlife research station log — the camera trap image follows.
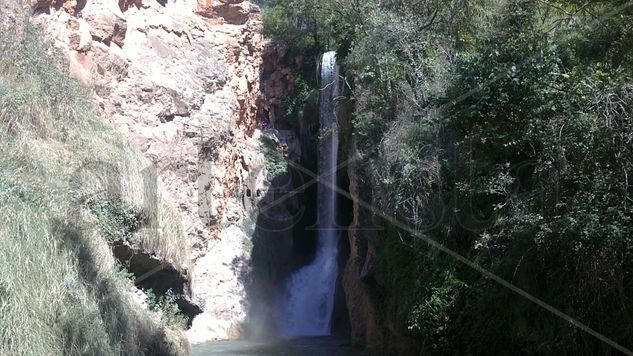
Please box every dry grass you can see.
[0,12,190,356]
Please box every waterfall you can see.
[278,51,340,338]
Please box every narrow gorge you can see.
[276,51,341,338]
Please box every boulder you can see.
[29,0,53,11]
[196,0,251,25]
[82,1,127,46]
[118,0,142,12]
[68,18,92,52]
[187,226,251,342]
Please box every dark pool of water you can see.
[191,336,363,356]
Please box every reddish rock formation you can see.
[196,0,250,25]
[259,43,298,127]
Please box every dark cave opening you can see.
[112,242,202,327]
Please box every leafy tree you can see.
[261,0,633,353]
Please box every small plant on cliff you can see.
[282,70,319,122]
[87,194,146,242]
[259,135,288,180]
[144,288,188,329]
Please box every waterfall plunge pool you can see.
[191,336,362,356]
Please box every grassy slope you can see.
[0,16,190,356]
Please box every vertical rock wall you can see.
[29,0,271,343]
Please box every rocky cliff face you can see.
[29,0,272,343]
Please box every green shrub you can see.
[88,194,146,242]
[144,288,188,329]
[259,136,288,180]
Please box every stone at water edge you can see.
[187,225,251,343]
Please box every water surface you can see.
[191,337,362,356]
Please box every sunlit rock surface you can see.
[188,225,250,343]
[31,0,268,342]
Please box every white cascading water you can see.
[278,51,340,338]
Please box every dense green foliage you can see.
[263,0,633,353]
[260,135,289,179]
